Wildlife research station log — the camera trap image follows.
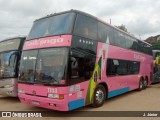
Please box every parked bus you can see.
[152,50,160,83]
[18,10,153,111]
[0,36,26,97]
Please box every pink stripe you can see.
[23,35,72,50]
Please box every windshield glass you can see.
[0,51,17,78]
[19,48,68,85]
[0,39,21,52]
[27,12,75,40]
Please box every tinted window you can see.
[98,22,114,44]
[97,22,152,55]
[126,37,134,49]
[113,30,126,48]
[130,40,138,51]
[107,59,140,76]
[69,48,96,84]
[27,13,75,40]
[144,44,152,55]
[74,14,98,40]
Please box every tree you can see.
[152,41,160,50]
[116,24,128,32]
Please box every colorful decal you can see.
[75,85,80,91]
[23,35,72,50]
[108,87,130,98]
[69,86,75,92]
[85,56,102,105]
[68,99,84,110]
[69,85,81,92]
[77,91,83,98]
[85,42,109,105]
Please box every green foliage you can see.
[152,41,160,50]
[116,24,128,32]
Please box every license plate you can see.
[32,101,40,105]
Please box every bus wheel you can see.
[92,85,106,107]
[143,78,148,89]
[138,79,144,91]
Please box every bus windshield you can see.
[0,51,17,78]
[19,48,68,85]
[27,12,75,40]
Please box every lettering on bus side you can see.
[134,54,146,61]
[47,88,57,93]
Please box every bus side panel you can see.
[96,43,152,98]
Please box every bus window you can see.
[113,30,126,48]
[69,49,96,85]
[74,14,98,40]
[98,22,114,44]
[107,59,140,76]
[98,22,108,42]
[126,37,134,49]
[130,40,138,51]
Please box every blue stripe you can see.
[68,99,84,110]
[108,87,130,98]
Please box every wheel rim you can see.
[144,80,147,87]
[140,80,143,89]
[95,89,104,104]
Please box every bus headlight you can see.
[48,93,64,99]
[18,89,25,94]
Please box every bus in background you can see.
[152,50,160,83]
[0,36,26,97]
[18,10,153,111]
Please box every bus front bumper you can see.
[0,87,17,97]
[18,94,69,111]
[0,78,17,97]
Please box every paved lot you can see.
[0,83,160,120]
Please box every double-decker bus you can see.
[0,36,26,97]
[152,50,160,83]
[18,10,153,111]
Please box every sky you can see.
[0,0,160,41]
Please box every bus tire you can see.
[143,78,148,89]
[92,84,106,108]
[138,78,144,91]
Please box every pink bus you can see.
[18,10,153,111]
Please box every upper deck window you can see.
[27,12,75,40]
[74,14,98,40]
